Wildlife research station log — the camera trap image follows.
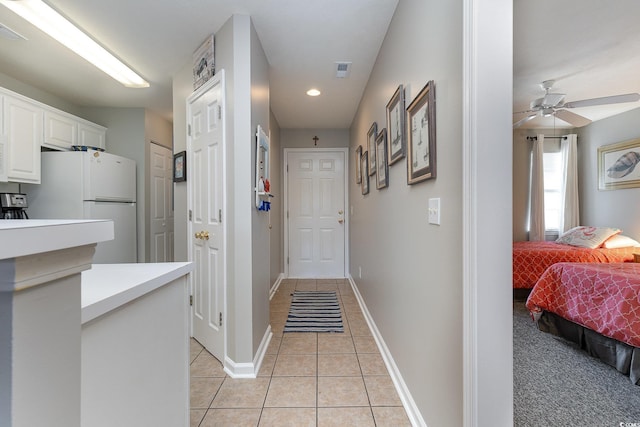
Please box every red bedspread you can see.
[512,241,636,289]
[526,262,640,348]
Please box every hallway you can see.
[189,278,412,426]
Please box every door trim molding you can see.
[283,147,349,278]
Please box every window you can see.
[543,151,563,232]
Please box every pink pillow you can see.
[556,226,621,249]
[602,234,640,249]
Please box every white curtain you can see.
[560,134,579,232]
[529,134,545,241]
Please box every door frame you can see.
[283,147,349,278]
[186,71,227,360]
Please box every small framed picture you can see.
[173,151,187,182]
[386,85,406,165]
[376,128,389,189]
[355,145,363,184]
[361,151,370,195]
[367,122,377,176]
[406,81,436,184]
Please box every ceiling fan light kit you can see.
[514,79,640,128]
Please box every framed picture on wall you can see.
[361,151,370,195]
[376,128,389,189]
[406,81,436,184]
[598,137,640,190]
[386,84,406,165]
[173,151,187,182]
[355,145,363,184]
[367,122,377,176]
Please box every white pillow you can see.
[556,226,621,249]
[602,234,640,249]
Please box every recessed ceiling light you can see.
[306,89,321,97]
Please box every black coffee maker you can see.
[0,193,29,219]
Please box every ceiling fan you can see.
[513,80,640,128]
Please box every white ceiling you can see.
[1,1,639,131]
[514,0,640,129]
[0,0,399,129]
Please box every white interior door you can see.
[149,142,174,262]
[188,73,225,362]
[286,150,346,278]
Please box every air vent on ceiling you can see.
[0,23,26,41]
[335,62,352,78]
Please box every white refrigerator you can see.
[25,149,137,263]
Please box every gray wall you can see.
[172,14,271,366]
[269,112,283,287]
[578,108,640,239]
[348,0,464,424]
[512,109,640,243]
[249,17,271,356]
[281,129,349,149]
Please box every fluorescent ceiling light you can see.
[306,89,321,97]
[0,0,149,88]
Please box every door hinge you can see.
[189,210,193,221]
[286,164,289,173]
[287,257,289,265]
[219,312,223,326]
[189,295,193,306]
[218,209,222,223]
[218,105,222,120]
[188,124,191,137]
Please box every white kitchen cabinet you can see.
[43,109,106,151]
[3,93,42,184]
[44,109,78,150]
[78,121,106,150]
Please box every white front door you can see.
[149,142,174,262]
[286,149,347,278]
[187,72,226,362]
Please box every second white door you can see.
[286,150,346,278]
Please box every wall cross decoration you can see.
[313,136,319,146]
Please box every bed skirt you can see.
[538,311,640,385]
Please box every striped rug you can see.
[284,291,344,333]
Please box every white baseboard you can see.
[224,325,272,379]
[269,273,285,300]
[348,275,426,427]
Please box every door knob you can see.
[195,231,202,239]
[338,219,344,224]
[202,231,210,240]
[338,210,344,215]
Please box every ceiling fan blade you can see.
[554,109,592,127]
[513,113,537,128]
[563,93,640,109]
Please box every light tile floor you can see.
[190,278,412,426]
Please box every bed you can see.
[526,262,640,384]
[513,240,637,289]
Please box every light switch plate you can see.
[428,198,440,225]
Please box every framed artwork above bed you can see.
[598,137,640,190]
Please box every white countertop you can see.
[0,219,114,260]
[81,262,193,324]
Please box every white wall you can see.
[578,107,640,239]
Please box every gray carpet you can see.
[513,301,640,426]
